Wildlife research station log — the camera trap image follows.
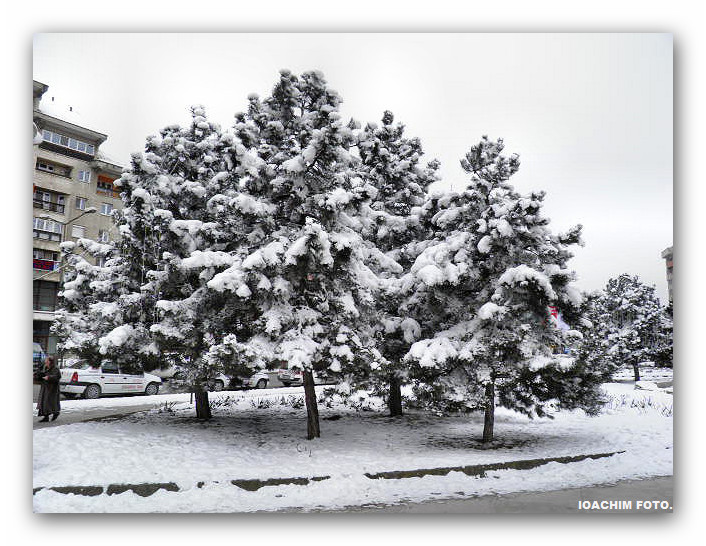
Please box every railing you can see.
[33,230,62,242]
[33,200,65,214]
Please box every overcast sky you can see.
[33,33,673,301]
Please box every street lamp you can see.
[63,206,98,228]
[37,206,97,241]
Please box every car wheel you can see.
[83,384,101,399]
[281,381,291,387]
[256,378,267,389]
[144,383,159,396]
[212,380,225,392]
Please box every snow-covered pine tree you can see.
[571,290,622,382]
[584,274,671,381]
[403,137,592,442]
[54,152,165,376]
[52,237,128,368]
[654,301,673,368]
[119,105,270,418]
[119,106,230,418]
[205,70,382,439]
[152,106,283,417]
[570,290,621,384]
[356,110,439,415]
[57,106,238,416]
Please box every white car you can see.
[276,368,333,387]
[277,367,303,386]
[158,367,271,392]
[60,360,162,399]
[208,370,270,391]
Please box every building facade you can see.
[32,80,123,357]
[661,245,673,304]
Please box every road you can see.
[32,374,306,430]
[32,371,296,402]
[342,476,673,513]
[32,399,160,429]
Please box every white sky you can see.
[33,33,673,301]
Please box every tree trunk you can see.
[388,373,403,416]
[194,388,212,420]
[303,370,320,440]
[482,381,495,443]
[632,363,641,382]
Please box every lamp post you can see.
[39,206,97,239]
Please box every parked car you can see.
[227,370,270,390]
[59,360,162,399]
[165,368,270,391]
[207,371,270,391]
[277,367,303,386]
[276,368,333,387]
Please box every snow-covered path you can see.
[32,382,672,512]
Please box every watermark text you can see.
[578,500,672,511]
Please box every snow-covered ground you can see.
[33,378,672,513]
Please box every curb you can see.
[364,451,624,480]
[33,450,624,498]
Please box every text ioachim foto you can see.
[578,500,672,510]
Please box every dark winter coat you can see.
[37,366,61,417]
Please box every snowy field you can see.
[33,378,673,513]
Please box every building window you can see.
[96,257,107,267]
[33,248,60,271]
[78,170,92,183]
[41,129,95,156]
[33,189,66,214]
[75,197,87,211]
[71,224,86,239]
[33,217,63,241]
[33,280,59,312]
[100,203,113,216]
[36,159,72,178]
[98,229,110,243]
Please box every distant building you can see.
[661,246,673,304]
[33,80,123,357]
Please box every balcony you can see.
[33,258,60,272]
[33,229,62,242]
[33,199,65,214]
[96,187,121,199]
[33,170,74,196]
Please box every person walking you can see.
[36,356,60,422]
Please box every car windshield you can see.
[70,362,100,370]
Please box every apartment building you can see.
[661,245,673,304]
[32,80,123,356]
